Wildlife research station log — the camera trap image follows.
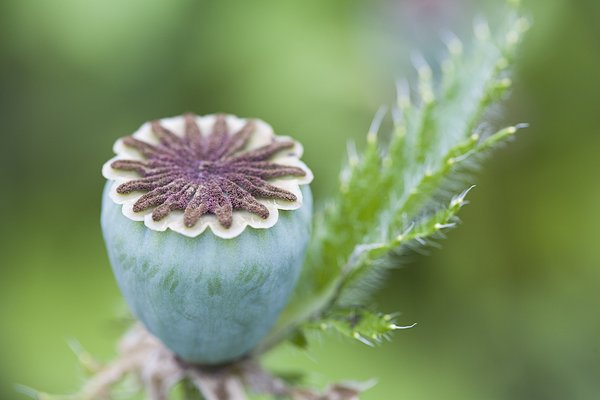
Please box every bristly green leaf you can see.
[260,3,529,351]
[334,185,476,304]
[304,308,416,347]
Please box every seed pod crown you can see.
[102,113,313,238]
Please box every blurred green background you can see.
[1,0,599,399]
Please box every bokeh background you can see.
[1,0,599,399]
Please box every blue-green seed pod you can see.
[101,114,313,364]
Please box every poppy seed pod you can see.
[101,114,313,364]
